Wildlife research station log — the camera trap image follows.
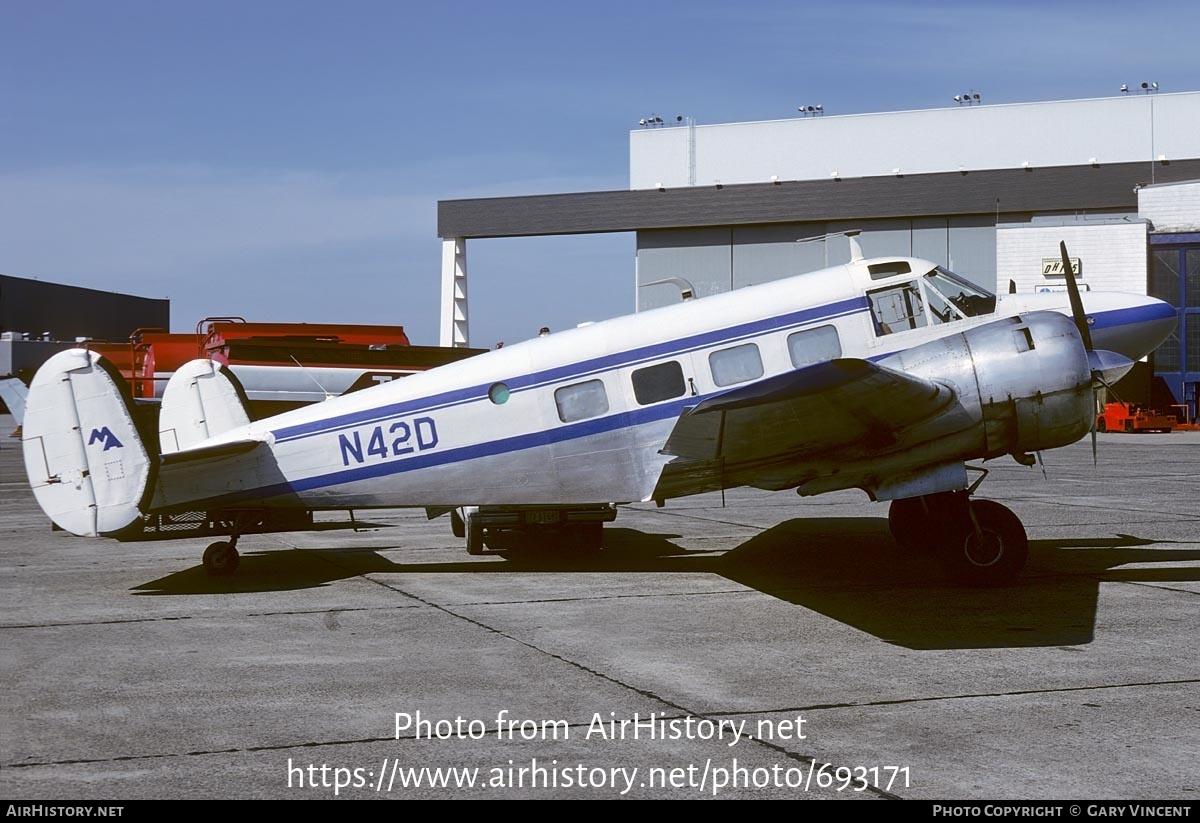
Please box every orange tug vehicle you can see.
[1095,402,1176,433]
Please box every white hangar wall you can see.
[1139,179,1200,232]
[631,93,1200,190]
[632,95,1200,311]
[636,217,998,311]
[997,221,1150,297]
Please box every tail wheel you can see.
[203,541,240,576]
[937,500,1027,587]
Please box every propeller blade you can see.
[1091,408,1098,466]
[1060,241,1093,351]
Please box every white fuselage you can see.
[150,257,1174,512]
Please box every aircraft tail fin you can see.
[158,359,251,454]
[0,376,30,425]
[21,349,154,537]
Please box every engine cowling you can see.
[883,311,1094,460]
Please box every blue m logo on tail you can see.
[88,427,123,451]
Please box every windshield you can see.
[923,267,996,318]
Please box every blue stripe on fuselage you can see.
[206,301,1149,508]
[188,393,698,508]
[271,296,868,443]
[1088,301,1176,329]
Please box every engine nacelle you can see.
[883,311,1094,460]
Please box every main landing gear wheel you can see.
[887,497,928,551]
[937,499,1027,587]
[202,540,240,576]
[450,509,465,539]
[465,515,486,556]
[571,522,604,553]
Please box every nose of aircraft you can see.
[1084,292,1177,360]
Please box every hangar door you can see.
[1149,234,1200,421]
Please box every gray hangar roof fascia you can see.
[437,159,1200,239]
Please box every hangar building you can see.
[438,92,1200,415]
[0,274,170,384]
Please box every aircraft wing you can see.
[654,358,957,497]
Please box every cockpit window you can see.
[923,267,996,318]
[867,282,927,335]
[868,261,912,280]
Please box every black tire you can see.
[571,522,604,553]
[887,497,926,551]
[465,516,486,555]
[450,509,465,539]
[1097,418,1107,433]
[202,541,240,576]
[937,500,1027,587]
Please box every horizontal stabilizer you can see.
[158,359,252,454]
[150,436,286,513]
[159,438,265,465]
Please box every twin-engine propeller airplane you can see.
[20,237,1175,585]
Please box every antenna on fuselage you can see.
[795,229,864,262]
[845,230,864,262]
[288,354,336,401]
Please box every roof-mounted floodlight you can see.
[641,277,696,302]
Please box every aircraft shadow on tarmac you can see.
[131,519,1199,651]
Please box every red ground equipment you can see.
[1095,402,1176,433]
[82,320,485,418]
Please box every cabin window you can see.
[554,379,609,423]
[488,382,510,404]
[709,342,764,387]
[787,325,842,368]
[631,361,686,405]
[867,282,928,336]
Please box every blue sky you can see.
[4,1,1199,347]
